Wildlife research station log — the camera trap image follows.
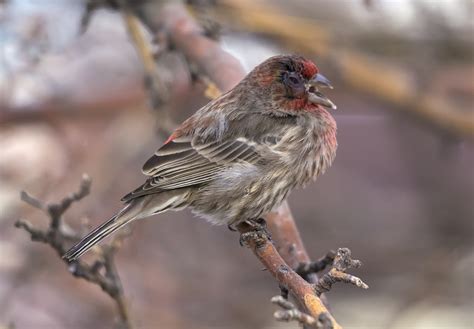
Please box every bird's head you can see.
[246,55,336,115]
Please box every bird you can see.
[63,54,337,261]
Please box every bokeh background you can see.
[1,0,473,328]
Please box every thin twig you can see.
[271,296,332,329]
[314,248,369,296]
[118,0,177,140]
[15,175,133,329]
[119,1,169,110]
[296,250,336,280]
[20,191,44,210]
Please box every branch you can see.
[237,222,343,329]
[265,202,325,282]
[296,250,336,280]
[119,0,169,110]
[265,202,333,310]
[271,296,331,328]
[137,2,245,91]
[314,248,369,296]
[15,175,133,329]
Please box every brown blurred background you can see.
[0,0,473,328]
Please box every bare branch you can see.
[314,248,369,296]
[15,219,48,242]
[47,174,91,226]
[296,250,336,279]
[272,296,327,328]
[15,175,133,329]
[237,222,342,329]
[20,191,45,210]
[265,201,330,317]
[137,2,246,91]
[272,296,317,327]
[119,0,169,109]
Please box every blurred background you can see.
[0,0,473,328]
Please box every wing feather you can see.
[121,136,267,202]
[156,141,193,155]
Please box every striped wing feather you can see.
[121,135,263,202]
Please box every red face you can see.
[253,55,336,112]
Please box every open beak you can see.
[307,73,337,110]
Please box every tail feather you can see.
[63,189,191,261]
[63,205,135,261]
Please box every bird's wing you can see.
[121,134,275,202]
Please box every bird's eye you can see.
[288,76,299,85]
[283,72,305,98]
[285,73,301,86]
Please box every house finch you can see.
[64,54,337,261]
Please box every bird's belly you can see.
[189,164,294,225]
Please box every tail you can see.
[63,203,138,261]
[63,189,191,261]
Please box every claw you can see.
[239,218,272,247]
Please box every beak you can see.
[312,73,333,89]
[307,73,337,110]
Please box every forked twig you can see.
[314,248,369,296]
[15,175,133,329]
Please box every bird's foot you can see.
[239,230,268,248]
[247,218,272,241]
[239,218,272,247]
